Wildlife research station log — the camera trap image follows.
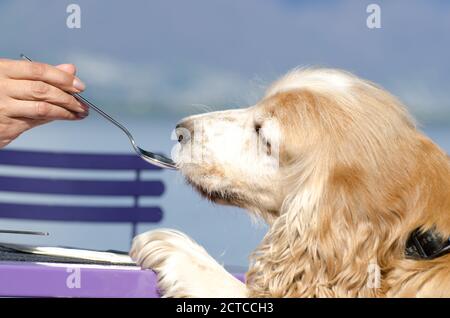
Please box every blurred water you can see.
[0,115,448,267]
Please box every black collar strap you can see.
[406,228,450,260]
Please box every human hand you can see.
[0,58,88,148]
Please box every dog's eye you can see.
[254,123,262,134]
[255,123,271,155]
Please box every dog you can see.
[130,68,450,297]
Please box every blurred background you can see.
[0,0,448,267]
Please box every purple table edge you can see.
[0,261,245,298]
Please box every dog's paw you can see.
[130,229,247,298]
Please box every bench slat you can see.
[0,203,162,223]
[0,176,165,196]
[0,149,163,170]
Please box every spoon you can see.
[20,54,177,170]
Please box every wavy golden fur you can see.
[131,68,450,297]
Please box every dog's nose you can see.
[175,120,193,144]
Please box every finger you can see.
[4,99,88,121]
[4,79,87,113]
[0,60,85,93]
[56,64,76,75]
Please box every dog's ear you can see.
[247,162,402,297]
[246,78,450,297]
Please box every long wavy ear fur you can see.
[246,164,396,297]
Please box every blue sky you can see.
[1,0,449,124]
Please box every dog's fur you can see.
[130,68,450,297]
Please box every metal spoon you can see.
[20,54,177,170]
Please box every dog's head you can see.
[173,102,284,220]
[174,68,423,222]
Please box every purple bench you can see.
[0,149,165,296]
[0,148,165,237]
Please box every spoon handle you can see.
[20,54,135,143]
[72,93,135,142]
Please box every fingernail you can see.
[77,110,89,118]
[73,78,86,91]
[77,101,89,112]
